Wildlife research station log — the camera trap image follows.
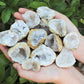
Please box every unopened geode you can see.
[45,34,63,52]
[10,20,29,40]
[22,59,40,72]
[48,19,66,37]
[22,10,40,28]
[0,30,18,46]
[8,42,30,64]
[28,29,47,49]
[31,44,56,66]
[37,6,55,20]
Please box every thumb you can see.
[13,63,22,71]
[13,63,26,79]
[13,63,40,82]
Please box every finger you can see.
[14,12,24,21]
[19,8,29,14]
[0,44,14,63]
[13,63,84,84]
[54,11,67,19]
[54,11,72,25]
[13,63,41,83]
[13,63,57,83]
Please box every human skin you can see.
[0,8,84,84]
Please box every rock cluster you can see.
[0,6,79,72]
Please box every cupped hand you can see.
[13,63,84,84]
[0,8,84,84]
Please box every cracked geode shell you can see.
[27,29,47,49]
[56,47,76,68]
[0,30,18,47]
[40,19,48,27]
[48,19,66,37]
[8,42,30,64]
[22,59,40,72]
[22,10,40,28]
[63,32,79,50]
[10,20,29,40]
[31,44,56,66]
[45,34,63,52]
[40,27,51,35]
[37,6,55,20]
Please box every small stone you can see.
[10,20,29,40]
[45,34,63,52]
[22,59,40,72]
[37,6,55,20]
[48,19,66,37]
[28,29,47,49]
[63,32,79,50]
[0,30,18,47]
[56,47,76,68]
[22,11,40,28]
[31,44,56,66]
[8,42,30,64]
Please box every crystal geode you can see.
[8,42,30,64]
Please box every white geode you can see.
[31,44,56,66]
[48,19,66,37]
[0,30,18,46]
[63,32,79,50]
[37,6,55,20]
[10,20,29,40]
[28,29,47,49]
[45,34,63,52]
[8,42,30,64]
[22,59,40,72]
[56,47,76,68]
[22,11,40,28]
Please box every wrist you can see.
[54,67,84,84]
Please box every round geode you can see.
[31,44,56,66]
[0,30,18,47]
[22,10,40,28]
[28,29,47,49]
[10,20,29,40]
[48,19,66,37]
[45,34,63,52]
[22,59,40,72]
[37,6,55,20]
[8,42,30,64]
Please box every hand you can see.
[0,8,84,84]
[0,44,13,62]
[13,8,84,84]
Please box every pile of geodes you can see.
[0,7,79,72]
